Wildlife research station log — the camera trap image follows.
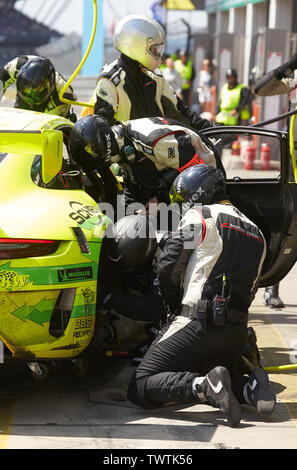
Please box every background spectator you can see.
[216,68,252,126]
[198,58,213,114]
[162,56,182,99]
[174,49,196,105]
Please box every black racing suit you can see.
[127,202,266,409]
[93,54,214,131]
[96,239,167,348]
[103,269,167,324]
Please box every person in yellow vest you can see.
[216,68,251,126]
[174,50,195,106]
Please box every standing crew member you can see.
[216,68,251,126]
[0,55,77,119]
[252,53,297,308]
[81,15,214,132]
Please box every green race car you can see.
[0,106,112,379]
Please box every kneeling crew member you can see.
[125,164,276,427]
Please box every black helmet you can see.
[107,214,157,272]
[17,57,55,105]
[169,164,226,206]
[226,67,237,79]
[69,115,119,171]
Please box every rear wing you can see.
[0,129,63,184]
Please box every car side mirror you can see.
[0,128,63,184]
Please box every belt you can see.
[180,303,248,326]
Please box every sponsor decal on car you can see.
[0,270,29,289]
[73,317,94,338]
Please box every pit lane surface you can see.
[0,264,297,451]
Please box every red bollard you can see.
[232,138,241,156]
[244,143,256,170]
[260,142,271,170]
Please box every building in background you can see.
[2,0,297,127]
[0,0,61,68]
[201,0,297,126]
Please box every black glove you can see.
[69,112,77,123]
[274,52,297,80]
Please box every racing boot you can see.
[263,283,285,308]
[243,368,276,417]
[194,366,242,428]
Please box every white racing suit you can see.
[112,116,223,208]
[127,202,266,409]
[0,54,77,118]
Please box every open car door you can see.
[201,125,297,287]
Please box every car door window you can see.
[200,125,297,286]
[207,131,282,181]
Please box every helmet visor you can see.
[18,78,52,105]
[149,43,165,60]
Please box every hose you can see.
[59,0,97,108]
[264,364,297,372]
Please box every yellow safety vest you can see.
[174,59,193,90]
[216,83,250,125]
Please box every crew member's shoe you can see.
[195,366,241,428]
[243,368,276,416]
[263,284,285,308]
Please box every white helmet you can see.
[114,14,165,71]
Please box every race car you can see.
[0,106,113,379]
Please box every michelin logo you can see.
[58,267,93,283]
